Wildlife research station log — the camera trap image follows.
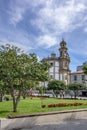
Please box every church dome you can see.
[51,52,56,58]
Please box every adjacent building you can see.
[70,70,85,84]
[70,62,87,87]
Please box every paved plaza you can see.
[22,118,87,130]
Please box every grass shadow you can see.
[0,110,9,114]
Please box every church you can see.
[44,39,71,85]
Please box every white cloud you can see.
[8,0,87,29]
[84,27,87,32]
[37,35,57,48]
[33,0,87,32]
[8,0,46,25]
[0,25,34,52]
[0,38,33,53]
[9,8,25,25]
[31,0,87,47]
[7,0,87,47]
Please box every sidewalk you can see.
[1,109,87,130]
[23,119,87,130]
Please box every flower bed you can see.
[47,102,84,108]
[41,102,85,108]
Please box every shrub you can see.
[41,104,46,108]
[4,95,11,101]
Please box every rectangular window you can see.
[82,75,85,81]
[49,67,54,73]
[55,62,59,66]
[74,75,77,81]
[50,62,53,66]
[50,75,53,79]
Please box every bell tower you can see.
[58,39,70,84]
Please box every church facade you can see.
[44,39,71,85]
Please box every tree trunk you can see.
[0,93,3,102]
[12,96,17,112]
[10,82,24,112]
[22,91,26,99]
[10,83,20,112]
[12,95,20,112]
[13,100,17,112]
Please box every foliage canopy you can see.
[0,44,50,112]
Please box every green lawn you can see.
[0,97,87,118]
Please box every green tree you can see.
[0,44,50,112]
[22,80,39,99]
[83,65,87,74]
[0,80,5,102]
[47,80,66,97]
[67,83,84,98]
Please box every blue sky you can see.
[0,0,87,71]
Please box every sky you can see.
[0,0,87,72]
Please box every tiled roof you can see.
[71,70,84,74]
